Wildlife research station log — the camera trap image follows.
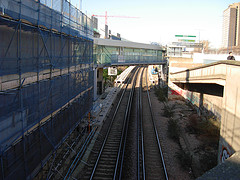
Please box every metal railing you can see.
[94,53,165,65]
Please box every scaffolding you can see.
[0,0,94,179]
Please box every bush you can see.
[185,114,200,134]
[167,118,180,143]
[199,151,218,173]
[163,103,176,118]
[175,149,192,171]
[154,86,168,102]
[186,114,220,139]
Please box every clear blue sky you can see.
[72,0,236,48]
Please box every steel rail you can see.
[117,67,140,180]
[47,128,84,179]
[145,68,169,180]
[89,67,137,180]
[64,127,97,179]
[137,68,142,180]
[139,67,146,180]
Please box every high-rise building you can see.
[222,2,240,48]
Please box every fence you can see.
[0,0,94,179]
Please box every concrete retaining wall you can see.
[168,81,222,121]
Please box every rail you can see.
[89,67,137,179]
[137,68,146,180]
[145,68,168,180]
[64,127,98,179]
[139,67,145,180]
[46,127,86,179]
[79,66,168,179]
[117,68,140,179]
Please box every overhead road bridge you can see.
[170,60,240,165]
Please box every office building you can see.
[222,2,240,48]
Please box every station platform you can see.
[91,66,136,126]
[91,86,120,126]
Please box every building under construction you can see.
[0,0,94,179]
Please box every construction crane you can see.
[92,11,139,25]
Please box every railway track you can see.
[78,67,138,179]
[140,68,168,180]
[77,66,168,180]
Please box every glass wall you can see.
[94,45,164,65]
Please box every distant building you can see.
[167,44,184,57]
[167,35,203,57]
[222,2,240,48]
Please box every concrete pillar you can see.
[161,63,169,86]
[218,64,240,163]
[94,67,104,98]
[93,67,104,100]
[93,67,98,101]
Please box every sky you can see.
[71,0,236,48]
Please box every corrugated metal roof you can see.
[93,38,163,50]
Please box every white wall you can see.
[193,53,240,64]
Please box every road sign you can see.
[108,67,117,75]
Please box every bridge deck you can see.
[170,60,240,86]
